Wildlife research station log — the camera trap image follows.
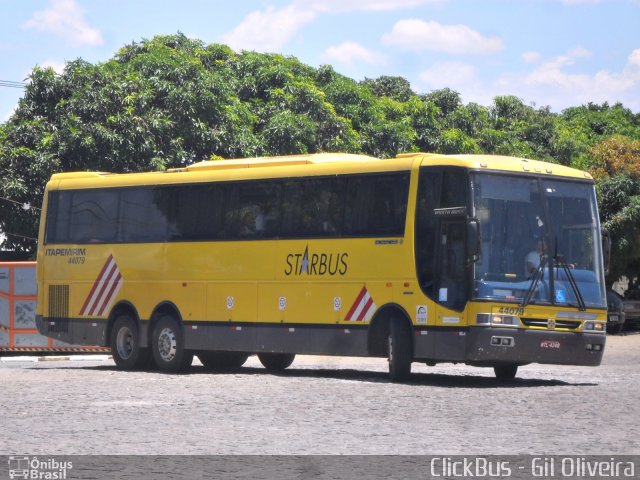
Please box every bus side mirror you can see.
[467,218,481,261]
[602,229,611,275]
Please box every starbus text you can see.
[284,248,349,276]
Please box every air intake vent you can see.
[48,285,69,333]
[521,318,580,330]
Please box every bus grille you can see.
[521,318,581,330]
[48,285,69,333]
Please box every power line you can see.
[0,196,39,243]
[0,196,41,211]
[0,80,26,89]
[1,231,37,242]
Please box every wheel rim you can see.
[388,334,393,364]
[157,327,177,363]
[116,326,134,360]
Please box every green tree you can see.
[448,102,490,138]
[588,135,640,285]
[406,96,441,152]
[558,102,640,171]
[423,88,462,118]
[561,102,640,142]
[589,134,640,180]
[361,75,414,102]
[599,174,640,285]
[479,96,558,159]
[0,35,393,252]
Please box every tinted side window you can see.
[66,190,119,243]
[415,171,441,298]
[46,190,117,244]
[282,177,346,237]
[119,188,170,242]
[44,171,411,244]
[343,173,409,236]
[441,170,468,209]
[45,191,63,243]
[170,184,226,240]
[224,182,281,239]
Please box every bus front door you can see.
[434,219,467,360]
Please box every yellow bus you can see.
[35,152,608,381]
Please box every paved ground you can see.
[1,331,639,455]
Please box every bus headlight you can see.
[583,321,606,333]
[476,314,519,327]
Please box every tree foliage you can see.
[593,136,640,285]
[599,175,640,285]
[590,135,640,179]
[1,33,640,284]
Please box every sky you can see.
[1,0,639,122]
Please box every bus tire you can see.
[388,320,412,382]
[494,364,518,380]
[199,352,249,370]
[151,315,193,373]
[606,322,624,335]
[110,314,149,370]
[258,352,295,371]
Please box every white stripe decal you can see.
[81,258,116,316]
[345,287,377,322]
[350,291,370,321]
[80,256,123,317]
[90,267,119,316]
[363,300,376,322]
[97,276,123,316]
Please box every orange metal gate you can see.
[0,261,108,353]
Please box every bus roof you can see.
[399,152,593,180]
[178,152,381,171]
[47,151,592,189]
[48,153,411,189]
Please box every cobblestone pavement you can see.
[1,333,639,455]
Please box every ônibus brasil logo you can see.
[284,245,348,276]
[8,456,73,480]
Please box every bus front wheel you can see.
[388,320,412,382]
[110,314,149,370]
[151,315,193,373]
[494,364,518,380]
[258,352,295,371]
[199,352,249,370]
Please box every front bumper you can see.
[465,327,605,367]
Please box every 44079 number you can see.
[497,306,525,316]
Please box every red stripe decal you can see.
[87,261,118,316]
[356,296,374,322]
[96,272,122,316]
[344,286,367,321]
[79,254,113,315]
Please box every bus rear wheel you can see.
[494,364,518,380]
[258,352,295,371]
[151,315,193,373]
[388,320,412,382]
[110,314,149,370]
[199,352,249,370]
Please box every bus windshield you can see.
[472,173,606,309]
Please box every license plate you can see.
[540,340,561,349]
[609,315,619,322]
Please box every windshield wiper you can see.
[521,254,547,308]
[555,254,586,311]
